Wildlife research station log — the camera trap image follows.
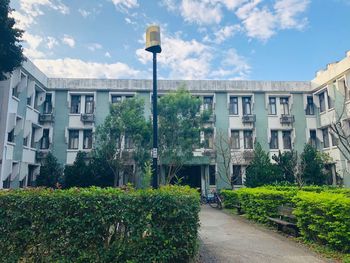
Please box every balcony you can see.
[242,114,256,124]
[203,149,216,158]
[81,113,95,123]
[280,114,295,124]
[36,150,49,160]
[39,113,54,123]
[243,150,254,161]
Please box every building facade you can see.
[1,52,350,190]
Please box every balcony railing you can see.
[81,113,95,123]
[39,113,54,123]
[243,150,254,160]
[36,150,49,159]
[242,114,256,123]
[280,114,295,124]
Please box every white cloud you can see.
[33,58,141,78]
[62,35,75,47]
[213,24,241,43]
[105,52,112,58]
[11,0,69,30]
[22,32,45,59]
[180,0,222,25]
[78,8,91,18]
[111,0,139,10]
[87,43,103,51]
[47,37,58,49]
[274,0,310,30]
[136,33,250,80]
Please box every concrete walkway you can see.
[199,205,328,263]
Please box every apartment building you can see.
[0,51,349,190]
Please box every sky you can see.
[9,0,350,81]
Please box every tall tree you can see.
[245,142,281,187]
[94,97,151,186]
[36,152,63,188]
[299,144,331,186]
[0,0,25,80]
[272,150,298,184]
[63,151,94,188]
[158,88,201,183]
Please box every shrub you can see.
[221,189,239,208]
[0,186,200,262]
[293,191,350,252]
[237,188,294,223]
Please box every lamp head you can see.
[145,25,161,53]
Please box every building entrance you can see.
[171,165,202,189]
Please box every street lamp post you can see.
[145,25,161,188]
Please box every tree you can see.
[0,0,25,80]
[94,97,151,187]
[299,144,330,186]
[158,88,201,183]
[36,152,63,188]
[63,151,94,188]
[272,150,298,184]
[245,142,281,187]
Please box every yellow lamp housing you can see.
[145,25,162,53]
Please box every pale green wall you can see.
[291,93,307,154]
[254,93,269,151]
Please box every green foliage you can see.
[272,150,298,184]
[245,142,281,187]
[237,188,294,223]
[140,161,152,189]
[35,152,63,188]
[0,0,25,80]
[293,191,350,252]
[0,186,200,262]
[158,88,202,182]
[63,151,94,188]
[221,189,239,208]
[95,97,151,186]
[299,144,331,186]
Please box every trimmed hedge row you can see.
[221,186,350,252]
[294,191,350,252]
[0,186,200,263]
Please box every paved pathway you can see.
[199,205,329,263]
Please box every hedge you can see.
[293,191,350,253]
[221,189,239,208]
[0,186,200,263]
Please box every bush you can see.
[293,191,350,253]
[221,189,239,208]
[237,188,294,223]
[0,186,200,262]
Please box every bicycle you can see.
[202,190,222,209]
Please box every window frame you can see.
[68,130,79,149]
[229,96,239,115]
[242,97,252,116]
[282,130,292,149]
[70,95,81,114]
[268,97,277,115]
[230,130,240,149]
[243,130,253,149]
[270,130,279,149]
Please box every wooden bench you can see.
[267,205,298,235]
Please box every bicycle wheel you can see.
[209,199,219,208]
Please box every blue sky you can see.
[10,0,350,81]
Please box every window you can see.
[309,130,317,148]
[232,165,242,185]
[12,85,19,98]
[231,130,240,149]
[23,135,29,146]
[280,97,289,115]
[229,97,238,115]
[322,128,330,148]
[209,165,216,185]
[3,177,11,189]
[203,130,213,149]
[41,129,50,149]
[34,89,40,110]
[268,97,276,115]
[306,96,315,115]
[343,80,350,100]
[27,96,32,106]
[125,95,134,99]
[203,96,213,111]
[125,134,133,149]
[70,95,81,114]
[68,130,79,149]
[270,130,279,149]
[282,131,292,149]
[242,97,252,115]
[27,165,35,187]
[30,127,36,148]
[330,131,338,147]
[328,92,334,109]
[83,130,93,149]
[7,129,15,143]
[319,92,326,112]
[111,95,122,104]
[243,130,253,149]
[43,94,52,114]
[85,95,94,114]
